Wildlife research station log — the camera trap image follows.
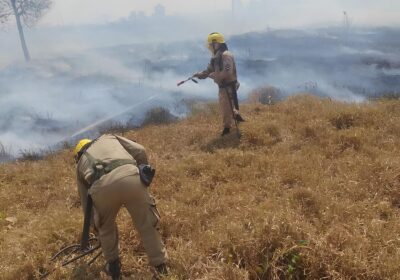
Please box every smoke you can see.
[230,27,400,99]
[1,24,400,159]
[0,43,218,158]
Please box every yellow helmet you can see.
[74,139,91,156]
[207,32,225,44]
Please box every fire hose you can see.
[40,196,101,278]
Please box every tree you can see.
[0,0,51,61]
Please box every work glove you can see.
[139,164,156,186]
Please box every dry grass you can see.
[1,94,400,279]
[247,86,283,105]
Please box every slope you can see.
[1,95,400,279]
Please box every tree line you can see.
[0,0,52,61]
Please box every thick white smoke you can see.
[1,24,400,160]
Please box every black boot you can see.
[153,263,168,279]
[105,258,121,280]
[221,127,230,136]
[156,263,168,274]
[235,114,245,122]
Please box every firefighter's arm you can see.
[77,172,96,229]
[77,173,89,213]
[193,63,213,79]
[115,135,149,165]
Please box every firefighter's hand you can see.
[208,72,216,80]
[193,72,208,80]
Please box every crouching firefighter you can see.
[74,134,168,279]
[193,32,245,136]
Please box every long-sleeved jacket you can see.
[76,134,148,210]
[196,49,238,87]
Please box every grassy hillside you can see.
[1,95,400,279]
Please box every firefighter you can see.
[74,135,167,279]
[194,32,245,136]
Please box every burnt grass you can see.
[1,94,400,279]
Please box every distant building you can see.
[153,4,166,18]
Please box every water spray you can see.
[70,94,159,138]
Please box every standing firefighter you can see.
[194,32,245,136]
[74,134,168,279]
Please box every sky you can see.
[41,0,233,25]
[40,0,400,27]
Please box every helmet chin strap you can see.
[212,42,219,55]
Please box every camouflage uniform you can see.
[76,134,166,266]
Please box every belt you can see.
[91,158,136,182]
[218,80,237,89]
